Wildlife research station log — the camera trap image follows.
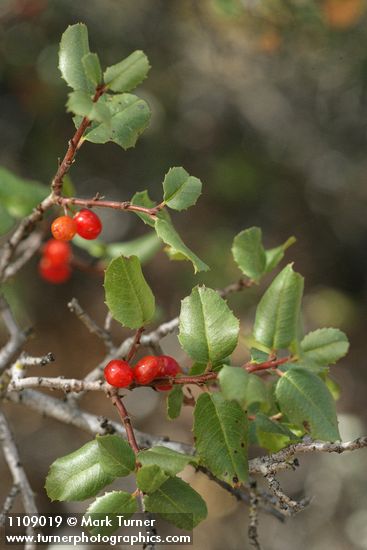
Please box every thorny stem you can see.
[57,196,162,218]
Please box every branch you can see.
[68,298,115,352]
[0,484,20,526]
[58,196,162,218]
[0,296,30,374]
[2,232,43,281]
[7,376,106,393]
[109,391,140,454]
[248,482,263,550]
[264,473,309,516]
[0,409,38,549]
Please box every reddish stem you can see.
[110,393,140,455]
[57,196,161,218]
[245,356,291,373]
[126,327,145,363]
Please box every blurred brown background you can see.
[0,0,367,549]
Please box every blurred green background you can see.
[1,1,367,549]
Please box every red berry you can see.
[73,209,102,240]
[38,257,71,284]
[156,355,181,391]
[51,216,77,241]
[134,356,160,385]
[104,360,134,388]
[43,239,71,266]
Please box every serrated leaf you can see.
[82,52,102,86]
[275,367,340,441]
[85,491,137,536]
[154,218,209,273]
[193,392,248,485]
[253,264,304,350]
[167,386,184,420]
[137,446,195,476]
[300,328,349,365]
[136,465,169,493]
[66,90,93,117]
[104,50,150,93]
[59,23,93,92]
[97,435,135,477]
[232,227,266,281]
[265,236,296,274]
[162,167,202,211]
[179,286,239,364]
[82,93,151,150]
[254,413,298,452]
[144,477,207,530]
[104,255,155,329]
[45,441,114,502]
[0,167,48,219]
[218,366,267,407]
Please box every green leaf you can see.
[85,491,137,536]
[218,366,267,407]
[104,255,155,329]
[82,93,151,150]
[82,52,102,86]
[0,167,48,218]
[167,386,184,420]
[144,477,207,530]
[67,90,93,116]
[275,367,340,441]
[162,167,202,211]
[253,264,304,350]
[97,435,135,477]
[104,50,150,93]
[136,465,169,494]
[58,23,93,92]
[232,227,266,281]
[193,392,248,485]
[137,446,195,476]
[45,441,114,502]
[300,328,349,365]
[179,286,239,364]
[265,236,296,274]
[254,413,298,452]
[154,219,209,273]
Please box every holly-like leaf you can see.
[265,236,296,274]
[136,465,169,494]
[232,227,266,281]
[58,23,94,92]
[193,392,248,485]
[85,491,137,536]
[218,366,267,407]
[154,219,209,273]
[82,93,151,150]
[254,413,299,453]
[162,167,202,211]
[67,91,111,126]
[97,435,135,477]
[179,286,239,364]
[104,255,155,329]
[300,328,349,365]
[0,167,48,219]
[45,441,114,502]
[144,477,207,530]
[104,50,150,93]
[82,52,102,86]
[253,264,304,350]
[275,367,340,441]
[137,446,195,476]
[167,386,184,420]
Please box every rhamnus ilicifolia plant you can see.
[0,23,363,549]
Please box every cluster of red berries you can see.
[104,355,181,391]
[39,209,102,284]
